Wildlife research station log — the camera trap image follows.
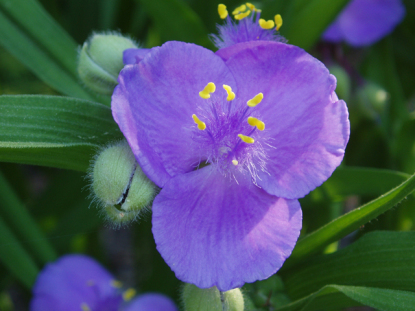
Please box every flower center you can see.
[191,82,267,176]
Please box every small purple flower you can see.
[30,254,178,311]
[112,40,349,291]
[323,0,405,46]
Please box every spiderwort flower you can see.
[210,3,286,49]
[112,39,349,291]
[323,0,405,46]
[30,254,178,311]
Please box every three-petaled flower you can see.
[112,39,349,291]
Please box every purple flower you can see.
[30,254,178,311]
[112,40,349,291]
[323,0,405,46]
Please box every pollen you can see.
[275,14,283,31]
[238,134,255,144]
[259,19,275,29]
[247,93,263,107]
[123,288,136,301]
[235,10,251,20]
[192,114,206,130]
[232,159,239,166]
[81,303,91,311]
[199,82,216,99]
[223,84,235,101]
[247,116,265,131]
[232,4,246,15]
[218,4,228,19]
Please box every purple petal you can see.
[323,0,405,46]
[112,41,237,187]
[152,166,302,291]
[30,254,121,311]
[123,48,151,65]
[222,41,349,199]
[124,293,178,311]
[215,41,270,62]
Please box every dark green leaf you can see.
[0,95,122,171]
[284,231,415,301]
[0,171,57,265]
[286,171,415,266]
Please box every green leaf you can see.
[0,95,122,171]
[285,171,415,266]
[323,166,410,199]
[283,231,415,301]
[286,0,350,50]
[0,171,57,265]
[276,285,415,311]
[0,9,94,100]
[0,215,38,289]
[0,0,79,77]
[136,0,212,48]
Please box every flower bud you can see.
[357,81,389,118]
[328,64,351,102]
[78,32,138,95]
[182,284,244,311]
[90,140,156,228]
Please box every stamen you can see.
[238,134,255,144]
[123,288,136,301]
[110,280,123,288]
[192,114,206,130]
[275,14,283,31]
[246,2,255,11]
[247,93,263,107]
[259,19,275,29]
[232,4,246,15]
[218,4,228,19]
[81,303,91,311]
[235,10,251,20]
[223,84,235,101]
[199,82,216,99]
[247,116,265,131]
[232,159,239,166]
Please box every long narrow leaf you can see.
[285,171,415,266]
[0,171,57,265]
[0,95,122,171]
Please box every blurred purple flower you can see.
[323,0,405,46]
[112,40,349,291]
[30,254,178,311]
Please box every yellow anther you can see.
[259,19,275,30]
[275,14,283,31]
[246,2,255,11]
[223,85,235,101]
[247,93,263,107]
[247,116,265,131]
[199,82,216,99]
[232,4,246,15]
[234,10,251,20]
[123,288,137,301]
[192,114,206,130]
[110,280,123,288]
[81,303,91,311]
[238,134,255,144]
[232,159,239,166]
[218,4,228,19]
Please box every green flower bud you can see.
[328,64,351,102]
[182,284,244,311]
[357,81,389,118]
[78,32,138,95]
[90,140,156,228]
